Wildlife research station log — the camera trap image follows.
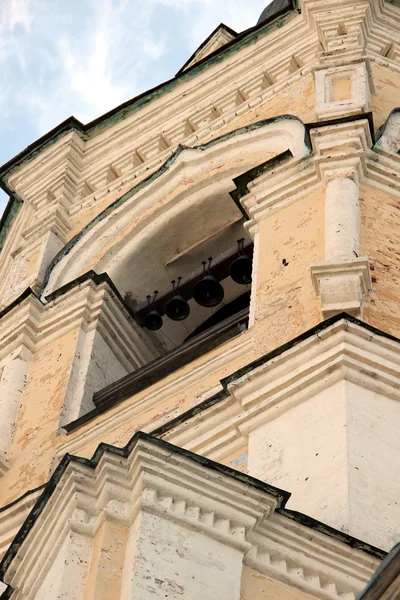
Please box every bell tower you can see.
[0,1,400,598]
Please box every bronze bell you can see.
[165,278,190,321]
[143,293,163,330]
[193,258,224,308]
[230,239,252,285]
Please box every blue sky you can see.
[0,0,268,215]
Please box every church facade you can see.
[0,0,400,597]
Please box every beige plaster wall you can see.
[0,328,80,506]
[361,182,400,337]
[252,187,324,357]
[241,567,316,600]
[371,63,400,131]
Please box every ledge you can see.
[64,307,249,433]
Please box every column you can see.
[0,355,30,472]
[310,169,371,317]
[325,176,360,261]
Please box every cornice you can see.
[2,0,400,261]
[1,434,384,600]
[225,318,400,434]
[54,332,252,457]
[0,273,153,371]
[0,13,316,258]
[0,434,288,596]
[243,154,317,236]
[0,488,44,562]
[0,7,300,189]
[233,114,400,239]
[150,316,400,460]
[54,314,400,476]
[246,512,379,599]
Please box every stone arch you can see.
[42,116,310,303]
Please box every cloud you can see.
[0,0,268,136]
[0,0,270,215]
[150,0,266,47]
[0,0,34,34]
[0,0,269,155]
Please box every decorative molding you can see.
[308,118,373,316]
[54,333,252,459]
[310,118,372,182]
[41,117,310,298]
[0,434,382,600]
[1,435,285,598]
[0,14,315,237]
[154,317,400,454]
[310,258,372,317]
[314,61,371,121]
[242,155,318,237]
[246,511,380,600]
[2,1,400,311]
[0,488,44,562]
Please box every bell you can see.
[144,310,163,330]
[165,278,190,321]
[230,254,252,285]
[194,258,224,308]
[143,292,163,330]
[230,238,252,285]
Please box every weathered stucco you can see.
[361,182,400,337]
[0,328,80,505]
[1,0,400,597]
[241,567,316,600]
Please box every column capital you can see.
[310,118,372,184]
[310,257,372,317]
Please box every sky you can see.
[0,0,269,215]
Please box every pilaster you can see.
[310,119,372,317]
[227,317,400,551]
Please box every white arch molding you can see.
[42,117,310,301]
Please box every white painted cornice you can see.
[247,515,378,600]
[53,316,400,492]
[310,119,372,180]
[229,318,400,435]
[0,295,42,363]
[150,317,400,459]
[2,0,400,233]
[2,0,400,296]
[0,276,153,370]
[1,436,283,597]
[1,14,312,221]
[240,118,374,236]
[242,154,318,237]
[0,488,44,561]
[1,435,382,600]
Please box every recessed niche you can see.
[331,76,352,102]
